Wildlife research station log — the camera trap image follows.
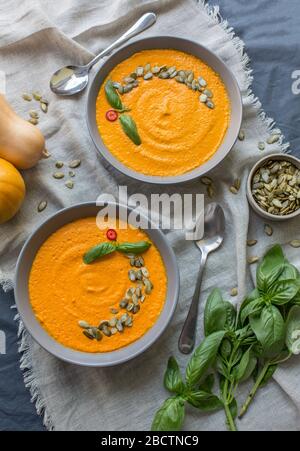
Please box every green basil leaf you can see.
[186,391,223,412]
[105,80,123,110]
[235,347,257,382]
[151,397,185,431]
[199,373,215,393]
[292,291,300,306]
[285,305,300,354]
[268,279,300,305]
[228,398,238,421]
[116,241,151,254]
[220,338,232,359]
[204,289,227,336]
[240,298,263,325]
[249,305,285,358]
[164,357,185,394]
[83,242,116,264]
[186,331,225,387]
[119,114,141,145]
[278,261,300,281]
[224,301,237,330]
[256,245,285,293]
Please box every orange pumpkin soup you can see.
[96,49,230,176]
[29,217,167,353]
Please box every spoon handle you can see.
[178,249,208,354]
[86,12,157,70]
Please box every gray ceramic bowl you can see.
[15,202,179,367]
[86,36,242,184]
[247,153,300,221]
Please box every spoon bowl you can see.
[195,203,225,253]
[50,65,89,96]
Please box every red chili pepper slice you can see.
[106,229,117,241]
[105,110,118,122]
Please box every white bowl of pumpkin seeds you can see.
[247,153,300,221]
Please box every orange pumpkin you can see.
[0,158,25,224]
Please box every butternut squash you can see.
[0,94,45,169]
[0,158,25,224]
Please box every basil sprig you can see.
[152,244,300,431]
[119,114,141,146]
[105,80,124,111]
[83,240,151,264]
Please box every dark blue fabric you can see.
[0,0,299,431]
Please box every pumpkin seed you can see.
[40,102,48,113]
[119,299,128,309]
[37,200,47,212]
[126,303,134,312]
[32,92,42,101]
[207,185,215,198]
[203,89,213,98]
[230,186,239,195]
[113,82,122,90]
[68,159,81,169]
[136,67,144,77]
[109,317,117,327]
[198,77,207,87]
[123,76,135,84]
[247,239,257,247]
[141,267,149,278]
[83,329,94,340]
[69,170,75,178]
[111,327,118,335]
[117,85,124,94]
[42,149,51,158]
[140,295,146,303]
[125,317,133,327]
[234,178,241,191]
[152,66,161,74]
[199,94,207,103]
[158,72,169,79]
[264,224,273,236]
[102,326,112,337]
[29,110,39,119]
[248,256,259,264]
[116,320,124,332]
[95,329,102,341]
[206,100,215,109]
[98,320,109,330]
[22,93,32,101]
[55,161,64,169]
[144,63,151,73]
[135,287,142,298]
[132,305,140,314]
[53,172,64,179]
[130,73,137,80]
[267,134,280,145]
[238,130,245,141]
[258,141,265,151]
[120,313,129,324]
[230,288,238,297]
[200,176,213,185]
[144,278,153,294]
[65,180,74,189]
[128,270,136,282]
[28,118,38,125]
[290,240,300,248]
[78,320,90,329]
[143,72,153,81]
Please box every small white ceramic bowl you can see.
[15,202,179,367]
[247,153,300,222]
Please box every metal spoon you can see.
[50,12,157,96]
[178,203,225,354]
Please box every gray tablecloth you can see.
[0,0,299,431]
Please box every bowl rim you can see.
[14,202,180,367]
[247,153,300,221]
[86,35,243,185]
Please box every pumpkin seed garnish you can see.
[28,118,38,125]
[258,141,265,151]
[110,308,119,315]
[102,326,112,337]
[267,134,280,145]
[116,320,124,332]
[83,329,94,340]
[230,288,238,297]
[69,170,75,178]
[37,200,47,213]
[22,93,32,101]
[264,224,273,236]
[40,102,48,113]
[32,92,42,101]
[290,240,300,248]
[199,94,207,103]
[68,159,81,169]
[206,100,215,109]
[42,149,51,158]
[29,110,39,119]
[78,320,90,329]
[248,256,259,265]
[119,299,128,309]
[207,185,215,199]
[198,77,207,87]
[128,270,136,282]
[65,180,74,189]
[143,72,153,81]
[111,327,118,335]
[53,172,64,179]
[230,186,239,195]
[132,305,140,314]
[247,239,257,247]
[152,66,161,74]
[55,161,64,169]
[200,176,213,185]
[98,320,109,330]
[136,67,144,77]
[238,130,245,141]
[175,76,185,83]
[108,317,117,327]
[144,63,151,73]
[95,330,102,341]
